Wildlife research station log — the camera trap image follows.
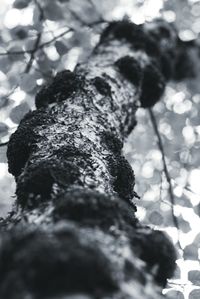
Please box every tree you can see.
[0,1,200,298]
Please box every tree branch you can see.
[148,108,183,251]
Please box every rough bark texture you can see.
[0,20,197,299]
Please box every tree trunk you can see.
[0,20,197,299]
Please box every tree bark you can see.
[0,20,197,299]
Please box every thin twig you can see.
[69,7,106,28]
[0,142,8,147]
[87,0,105,22]
[24,0,44,73]
[69,9,89,26]
[159,172,163,202]
[0,50,33,56]
[0,29,73,57]
[37,28,72,48]
[148,108,183,251]
[24,32,42,73]
[34,0,45,20]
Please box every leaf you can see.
[0,146,7,163]
[183,244,199,260]
[25,38,37,51]
[189,289,200,299]
[55,41,69,56]
[8,72,19,87]
[19,74,36,93]
[178,215,191,233]
[10,26,29,40]
[188,271,200,286]
[0,57,12,74]
[13,0,31,9]
[67,0,104,25]
[148,210,164,226]
[9,102,30,124]
[36,51,54,77]
[166,290,184,299]
[33,6,43,28]
[70,30,92,48]
[173,265,181,279]
[193,233,200,246]
[0,98,9,109]
[7,45,25,62]
[44,2,64,21]
[175,196,193,208]
[0,123,8,138]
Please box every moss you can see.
[101,20,189,83]
[101,131,123,154]
[16,159,81,207]
[115,56,142,87]
[108,155,135,202]
[7,109,53,177]
[131,228,177,286]
[7,128,33,177]
[0,225,118,298]
[53,189,137,229]
[140,63,165,108]
[124,259,146,285]
[143,20,196,81]
[173,40,196,80]
[146,19,173,41]
[101,20,144,49]
[100,21,136,42]
[125,118,138,136]
[92,77,112,97]
[160,53,173,80]
[101,20,160,57]
[35,70,84,108]
[157,24,171,39]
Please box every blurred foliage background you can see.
[0,0,200,298]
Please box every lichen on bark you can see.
[0,19,197,298]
